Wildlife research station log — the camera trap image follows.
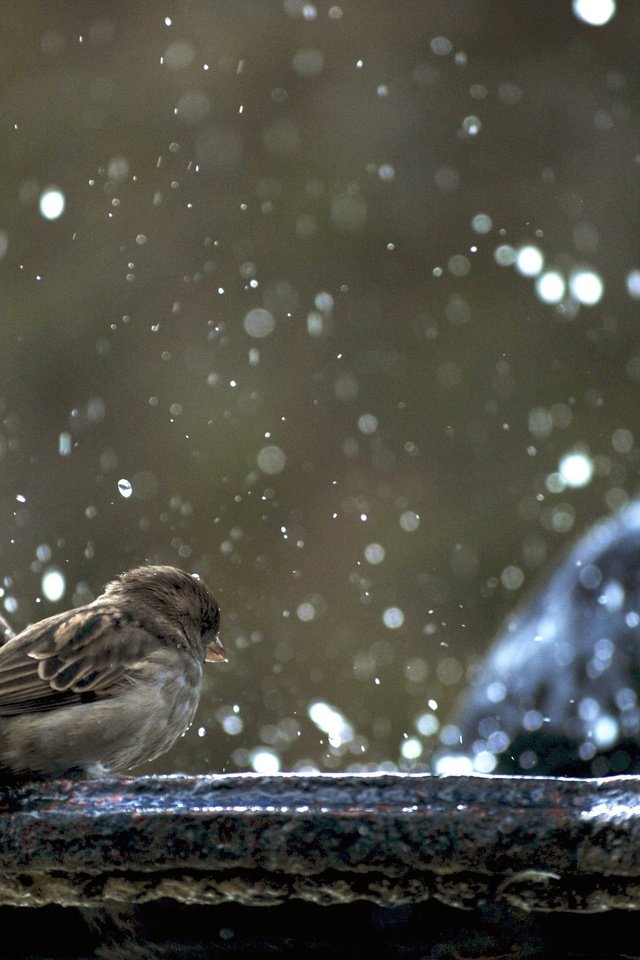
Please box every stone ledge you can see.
[2,772,640,910]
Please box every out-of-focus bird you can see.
[448,501,640,776]
[0,564,225,782]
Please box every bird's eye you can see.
[203,610,220,636]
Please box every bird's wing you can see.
[0,604,167,715]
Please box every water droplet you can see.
[243,308,275,338]
[572,0,616,27]
[494,244,516,266]
[42,568,65,602]
[39,188,65,220]
[515,245,544,277]
[559,450,594,487]
[569,269,604,305]
[382,607,404,629]
[59,432,72,456]
[117,478,133,498]
[471,213,492,234]
[536,271,566,304]
[399,511,420,532]
[364,543,385,564]
[250,748,281,774]
[257,445,286,475]
[462,115,481,136]
[358,413,378,434]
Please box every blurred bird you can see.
[450,500,640,776]
[0,565,225,782]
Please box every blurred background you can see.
[0,0,638,776]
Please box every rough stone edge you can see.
[2,773,640,909]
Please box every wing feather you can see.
[0,602,173,715]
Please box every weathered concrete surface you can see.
[2,772,640,910]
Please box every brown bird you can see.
[0,565,225,782]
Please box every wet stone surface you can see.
[1,772,640,910]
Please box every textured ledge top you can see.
[2,772,640,910]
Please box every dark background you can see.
[0,0,638,775]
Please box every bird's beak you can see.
[205,635,227,663]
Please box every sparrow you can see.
[0,564,225,782]
[448,499,640,776]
